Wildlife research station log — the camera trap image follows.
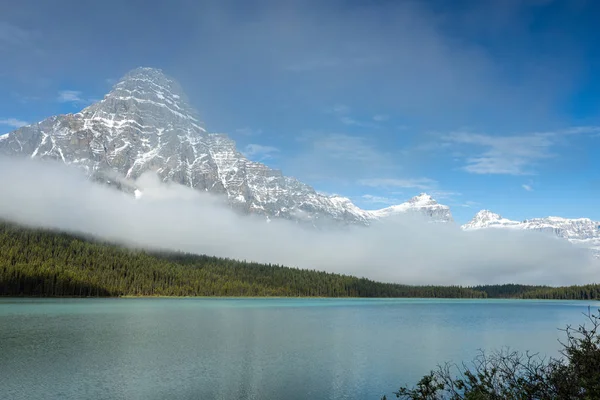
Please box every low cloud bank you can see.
[0,157,597,286]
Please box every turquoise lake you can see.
[1,298,599,399]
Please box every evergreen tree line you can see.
[0,222,598,299]
[472,284,600,301]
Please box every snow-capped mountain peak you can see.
[462,210,600,258]
[89,67,203,129]
[368,193,453,222]
[462,210,521,230]
[407,193,435,205]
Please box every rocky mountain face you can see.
[0,67,450,226]
[463,210,600,257]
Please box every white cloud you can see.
[303,133,387,164]
[0,22,32,47]
[0,118,28,128]
[522,184,533,192]
[286,56,380,72]
[358,177,437,190]
[284,132,398,184]
[443,127,600,175]
[235,127,263,136]
[286,57,341,72]
[360,194,399,205]
[339,116,361,126]
[0,157,596,286]
[243,144,279,160]
[327,104,378,128]
[444,131,554,175]
[373,114,389,122]
[57,90,98,106]
[428,190,462,200]
[331,104,350,114]
[57,90,83,103]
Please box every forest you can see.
[0,221,598,299]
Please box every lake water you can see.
[1,298,599,400]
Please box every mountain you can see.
[463,210,600,257]
[461,210,523,230]
[369,193,453,223]
[0,67,451,225]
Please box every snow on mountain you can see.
[368,193,453,223]
[463,210,600,258]
[520,217,600,241]
[461,210,522,230]
[463,211,600,240]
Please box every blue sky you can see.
[1,0,599,223]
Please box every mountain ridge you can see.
[463,209,600,258]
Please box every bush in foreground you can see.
[385,308,600,399]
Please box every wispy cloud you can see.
[429,190,462,201]
[304,133,386,164]
[522,184,533,192]
[286,57,341,72]
[57,90,84,103]
[243,144,279,160]
[331,104,350,114]
[373,114,389,122]
[460,201,480,208]
[0,22,33,47]
[57,90,97,106]
[339,116,362,126]
[286,55,380,72]
[444,127,600,175]
[444,131,553,175]
[286,132,397,183]
[327,104,378,128]
[235,127,263,136]
[13,93,41,104]
[360,194,400,205]
[358,177,437,190]
[0,118,28,128]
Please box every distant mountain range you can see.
[0,67,598,255]
[462,210,600,257]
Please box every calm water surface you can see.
[1,298,599,400]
